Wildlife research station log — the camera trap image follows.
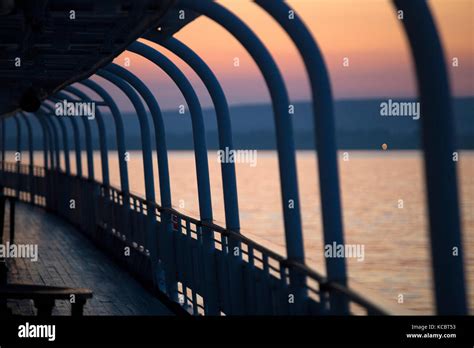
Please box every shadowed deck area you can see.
[3,202,172,316]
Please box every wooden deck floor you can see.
[2,202,173,316]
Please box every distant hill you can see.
[3,97,473,150]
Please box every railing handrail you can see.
[0,160,393,315]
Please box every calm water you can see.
[16,150,474,314]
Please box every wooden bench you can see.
[0,283,93,316]
[0,197,94,317]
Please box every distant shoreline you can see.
[3,97,473,150]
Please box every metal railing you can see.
[0,162,388,315]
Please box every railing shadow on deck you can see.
[0,161,392,316]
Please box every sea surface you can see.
[18,150,474,314]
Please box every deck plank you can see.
[2,202,173,316]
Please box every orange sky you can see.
[99,0,473,110]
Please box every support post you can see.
[179,0,306,313]
[393,0,467,315]
[104,63,177,301]
[137,37,240,314]
[121,44,221,312]
[255,0,348,313]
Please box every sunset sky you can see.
[89,0,473,111]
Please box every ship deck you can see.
[3,202,173,316]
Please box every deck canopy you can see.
[0,0,198,116]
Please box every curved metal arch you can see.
[104,64,171,208]
[38,106,62,211]
[35,111,55,209]
[50,93,83,178]
[18,113,34,202]
[54,89,94,180]
[95,68,155,202]
[18,113,33,170]
[179,0,304,265]
[102,62,176,301]
[123,44,220,309]
[12,114,21,196]
[42,102,71,175]
[27,111,54,207]
[393,0,466,315]
[95,67,159,289]
[12,115,21,161]
[122,42,224,311]
[126,42,213,224]
[178,0,306,315]
[150,35,240,233]
[40,103,74,217]
[61,86,110,186]
[255,0,347,312]
[137,36,237,315]
[78,79,129,190]
[28,112,49,170]
[36,108,58,170]
[38,107,61,172]
[41,109,60,170]
[75,97,94,180]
